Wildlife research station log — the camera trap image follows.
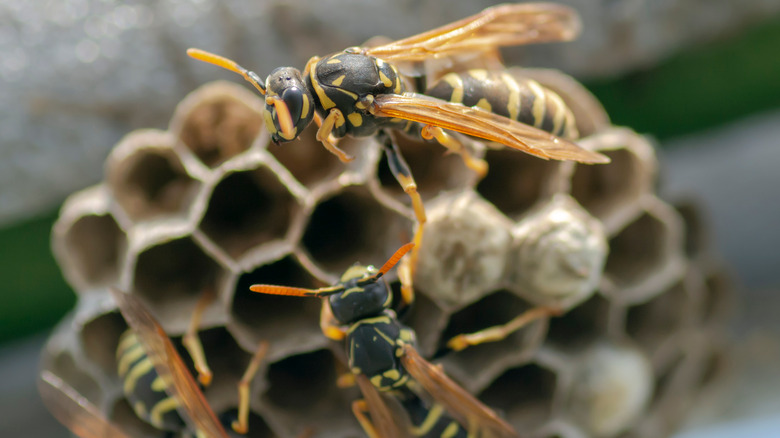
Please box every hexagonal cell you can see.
[414,191,513,310]
[625,281,690,366]
[200,167,299,259]
[673,201,708,260]
[476,147,563,218]
[437,291,548,393]
[567,342,653,438]
[173,81,265,168]
[80,311,127,377]
[45,351,103,409]
[509,195,607,309]
[269,123,367,189]
[546,294,611,348]
[230,256,323,356]
[376,133,471,200]
[569,137,654,229]
[132,236,223,329]
[301,186,410,274]
[603,205,683,303]
[62,213,126,289]
[479,363,558,432]
[109,397,162,437]
[262,349,358,435]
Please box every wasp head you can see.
[263,67,315,144]
[328,265,391,325]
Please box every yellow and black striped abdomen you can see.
[116,329,185,433]
[425,70,579,139]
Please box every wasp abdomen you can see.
[116,329,185,432]
[426,70,578,139]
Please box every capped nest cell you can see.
[45,69,732,437]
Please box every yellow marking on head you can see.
[150,397,180,429]
[123,357,154,395]
[442,421,460,438]
[382,369,401,380]
[409,403,445,435]
[151,375,166,392]
[468,69,488,81]
[310,67,336,110]
[326,57,342,64]
[528,79,548,128]
[341,265,371,282]
[442,73,464,104]
[132,401,147,421]
[347,112,363,127]
[501,72,521,121]
[301,93,310,118]
[379,71,393,88]
[475,98,492,112]
[341,286,365,298]
[331,74,346,87]
[117,343,145,378]
[116,331,138,355]
[263,107,278,135]
[548,90,567,137]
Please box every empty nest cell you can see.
[674,201,708,260]
[701,270,733,326]
[108,142,201,222]
[301,186,409,274]
[479,362,558,432]
[62,213,125,289]
[230,256,322,353]
[625,281,690,363]
[45,351,104,409]
[174,82,264,168]
[200,167,299,259]
[132,236,222,323]
[79,311,127,377]
[546,294,612,348]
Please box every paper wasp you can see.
[250,243,519,438]
[188,3,610,310]
[39,288,270,438]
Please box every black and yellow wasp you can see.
[188,2,610,309]
[39,288,270,438]
[250,243,519,438]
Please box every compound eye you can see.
[282,87,304,126]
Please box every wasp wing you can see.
[401,345,520,438]
[38,370,131,438]
[355,374,410,438]
[371,93,609,164]
[365,3,580,62]
[110,288,229,438]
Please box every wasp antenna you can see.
[266,95,295,139]
[187,48,266,95]
[359,243,415,286]
[249,284,345,298]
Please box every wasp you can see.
[40,288,271,438]
[250,243,518,438]
[188,3,610,309]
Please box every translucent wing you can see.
[38,370,131,438]
[365,3,580,62]
[355,374,410,438]
[110,288,229,438]
[400,345,520,438]
[371,93,609,164]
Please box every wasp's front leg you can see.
[181,288,216,386]
[316,108,355,162]
[232,340,268,434]
[320,299,348,341]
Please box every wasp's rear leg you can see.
[231,340,269,434]
[181,288,217,387]
[446,306,561,351]
[352,399,383,438]
[421,125,488,178]
[379,131,424,307]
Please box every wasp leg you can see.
[420,125,488,178]
[379,131,424,307]
[181,289,216,387]
[320,299,348,341]
[316,108,354,162]
[352,399,382,438]
[446,306,561,351]
[336,371,357,388]
[231,340,269,434]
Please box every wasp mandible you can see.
[188,3,610,309]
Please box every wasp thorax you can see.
[329,266,391,324]
[263,67,314,144]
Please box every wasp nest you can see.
[44,69,731,438]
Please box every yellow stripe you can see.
[310,67,336,110]
[468,70,488,81]
[382,369,400,380]
[475,98,491,112]
[123,357,154,395]
[331,75,346,87]
[347,112,363,127]
[150,396,180,429]
[442,73,464,104]
[301,93,310,118]
[379,71,393,88]
[528,80,547,128]
[151,375,167,392]
[442,421,460,438]
[116,331,138,355]
[501,73,521,121]
[326,58,342,64]
[132,401,147,421]
[409,403,445,435]
[548,90,567,136]
[117,343,145,378]
[335,87,358,100]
